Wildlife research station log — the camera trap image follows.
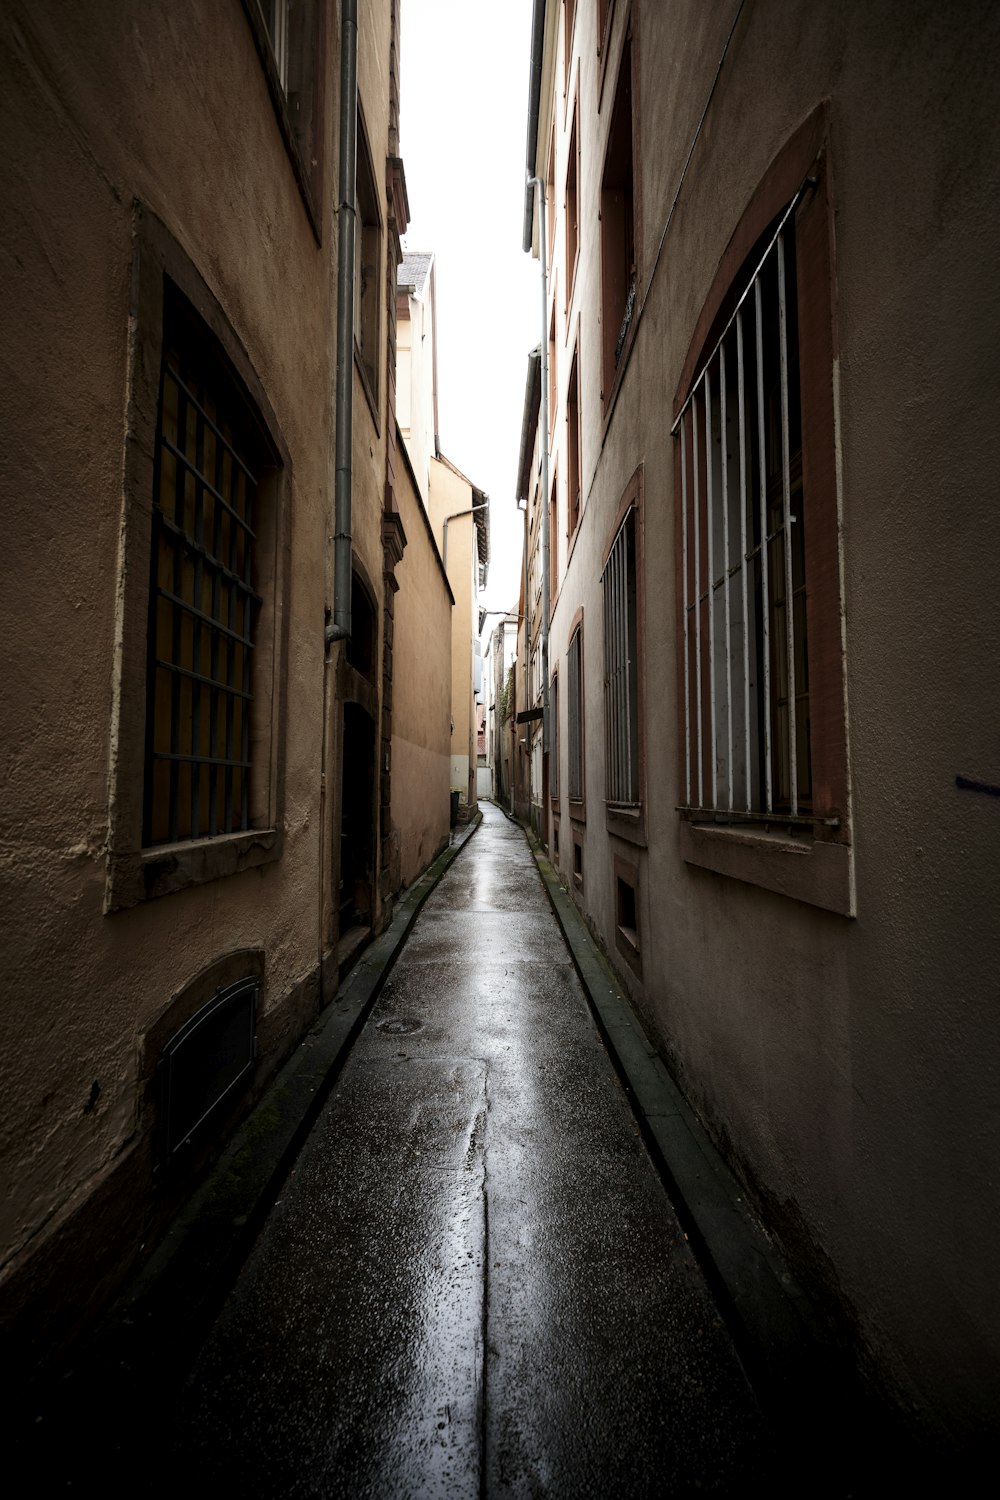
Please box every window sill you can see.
[616,922,642,975]
[606,801,646,847]
[678,819,854,917]
[106,828,281,912]
[568,799,586,826]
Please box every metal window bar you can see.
[719,341,733,811]
[549,676,559,799]
[143,327,260,846]
[703,369,717,808]
[568,629,582,801]
[258,0,290,91]
[674,194,806,819]
[602,510,638,805]
[680,417,691,804]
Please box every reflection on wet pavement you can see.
[171,802,774,1495]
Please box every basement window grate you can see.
[158,976,258,1163]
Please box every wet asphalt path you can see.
[171,802,774,1495]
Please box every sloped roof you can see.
[397,250,434,294]
[437,452,490,572]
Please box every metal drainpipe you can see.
[520,496,530,819]
[325,0,359,648]
[522,0,546,254]
[528,177,550,761]
[441,501,489,574]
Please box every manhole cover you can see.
[377,1016,423,1035]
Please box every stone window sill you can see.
[678,819,854,918]
[106,828,281,912]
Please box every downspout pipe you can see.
[522,0,546,253]
[326,0,359,647]
[442,501,489,574]
[520,495,530,817]
[527,176,550,757]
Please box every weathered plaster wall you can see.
[0,0,396,1356]
[541,0,1000,1441]
[391,445,452,886]
[396,269,437,505]
[428,456,478,809]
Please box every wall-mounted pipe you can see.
[522,0,546,253]
[527,176,550,757]
[325,0,359,648]
[442,501,489,574]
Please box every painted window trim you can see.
[567,607,586,822]
[599,10,641,425]
[105,206,291,913]
[671,106,853,918]
[241,0,327,245]
[602,466,647,847]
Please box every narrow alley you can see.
[161,803,773,1494]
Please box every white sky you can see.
[399,0,538,623]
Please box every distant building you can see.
[521,0,1000,1447]
[483,612,520,810]
[397,252,490,822]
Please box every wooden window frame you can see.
[672,107,853,917]
[600,15,641,421]
[565,93,580,314]
[566,332,582,555]
[597,0,619,106]
[564,0,578,91]
[549,664,560,810]
[602,466,646,847]
[354,102,383,429]
[242,0,327,244]
[612,852,641,975]
[548,463,560,619]
[567,609,586,821]
[106,206,291,913]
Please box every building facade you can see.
[397,252,490,822]
[524,0,1000,1445]
[0,0,453,1370]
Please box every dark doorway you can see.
[340,702,375,938]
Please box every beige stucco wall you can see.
[428,456,479,811]
[0,0,395,1349]
[396,267,437,507]
[539,0,1000,1441]
[391,446,452,886]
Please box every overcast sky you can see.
[399,0,538,622]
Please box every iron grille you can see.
[143,292,264,846]
[568,627,583,802]
[549,674,559,799]
[158,976,258,1163]
[602,508,639,806]
[673,197,812,820]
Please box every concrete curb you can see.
[32,814,485,1428]
[522,824,866,1472]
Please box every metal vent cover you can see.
[158,976,258,1163]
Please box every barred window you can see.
[601,27,636,405]
[567,623,584,803]
[355,110,382,405]
[602,507,639,806]
[674,198,811,821]
[257,0,292,90]
[549,672,559,801]
[143,290,274,846]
